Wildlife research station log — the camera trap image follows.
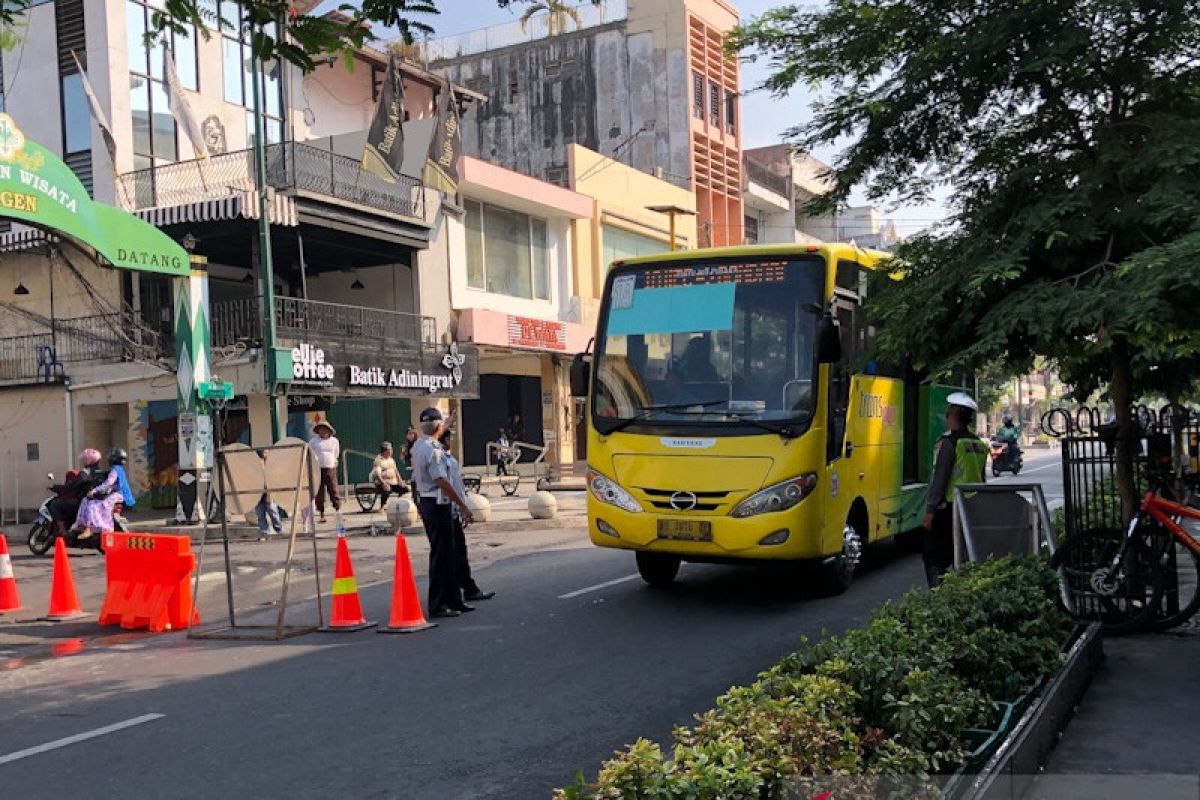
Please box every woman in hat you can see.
[308,419,341,524]
[369,441,408,504]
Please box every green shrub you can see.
[556,557,1071,800]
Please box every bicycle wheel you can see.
[1146,527,1200,632]
[500,473,520,497]
[1050,528,1163,635]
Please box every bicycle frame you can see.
[1141,492,1200,559]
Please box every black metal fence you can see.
[120,142,425,221]
[1043,405,1200,537]
[0,313,164,383]
[210,296,438,350]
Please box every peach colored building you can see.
[448,156,595,466]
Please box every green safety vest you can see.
[946,436,988,504]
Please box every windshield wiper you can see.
[646,405,804,439]
[603,400,727,434]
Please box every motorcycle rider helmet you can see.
[79,448,102,467]
[107,447,128,466]
[1003,414,1014,426]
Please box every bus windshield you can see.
[592,257,825,433]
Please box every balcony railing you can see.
[211,296,438,350]
[119,142,425,221]
[0,312,165,383]
[743,158,792,199]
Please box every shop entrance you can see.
[461,375,543,467]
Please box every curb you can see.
[947,622,1104,799]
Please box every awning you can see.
[135,190,298,228]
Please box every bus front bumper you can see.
[587,503,829,561]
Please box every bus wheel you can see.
[636,552,681,588]
[819,519,863,595]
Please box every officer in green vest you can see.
[921,391,988,587]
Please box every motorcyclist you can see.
[996,414,1022,463]
[48,449,105,539]
[73,448,136,539]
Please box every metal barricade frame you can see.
[187,439,325,641]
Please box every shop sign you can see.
[0,114,189,276]
[507,315,566,351]
[290,343,335,386]
[348,342,466,394]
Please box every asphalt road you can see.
[0,446,1067,799]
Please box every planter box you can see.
[942,622,1104,800]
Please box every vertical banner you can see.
[360,55,407,183]
[174,262,212,523]
[423,77,461,196]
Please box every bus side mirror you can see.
[570,353,590,397]
[817,313,842,363]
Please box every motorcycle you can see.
[989,439,1023,477]
[28,472,127,556]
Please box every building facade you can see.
[426,0,744,249]
[0,1,485,513]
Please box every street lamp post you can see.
[645,204,696,251]
[249,28,282,441]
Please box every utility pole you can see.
[249,25,282,441]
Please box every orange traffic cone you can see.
[378,534,436,634]
[319,536,376,632]
[43,538,87,621]
[0,534,21,613]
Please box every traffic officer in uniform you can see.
[921,392,988,587]
[410,407,475,618]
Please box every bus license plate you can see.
[657,519,712,540]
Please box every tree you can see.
[732,0,1200,518]
[519,1,583,36]
[0,0,596,71]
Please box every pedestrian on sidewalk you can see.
[308,420,341,524]
[255,449,283,540]
[921,392,988,587]
[369,441,408,504]
[410,407,475,619]
[439,426,495,603]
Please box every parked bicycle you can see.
[1052,471,1200,634]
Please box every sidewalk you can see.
[123,488,586,540]
[1025,627,1200,799]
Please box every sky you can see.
[351,0,951,235]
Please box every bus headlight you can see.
[587,469,644,514]
[730,474,818,519]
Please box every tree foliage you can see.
[0,0,597,71]
[733,0,1200,515]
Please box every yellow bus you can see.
[570,243,959,593]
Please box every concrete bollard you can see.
[465,493,491,523]
[386,498,420,530]
[528,491,558,520]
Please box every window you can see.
[743,215,758,244]
[127,0,204,164]
[709,81,721,128]
[724,90,737,135]
[61,73,90,154]
[127,0,198,90]
[601,224,668,270]
[217,0,284,145]
[464,199,552,301]
[692,71,704,119]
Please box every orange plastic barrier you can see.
[99,533,198,632]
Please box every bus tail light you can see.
[730,474,817,518]
[587,469,644,514]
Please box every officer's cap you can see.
[946,392,979,412]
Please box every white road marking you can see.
[994,461,1061,478]
[558,574,639,599]
[0,714,165,765]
